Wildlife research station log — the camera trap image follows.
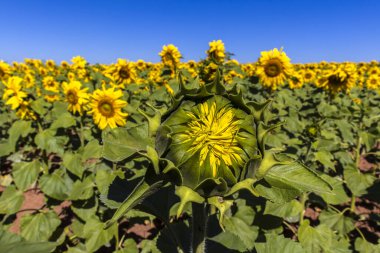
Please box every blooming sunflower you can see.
[302,69,316,83]
[62,81,90,115]
[289,72,304,89]
[256,48,293,90]
[43,76,59,93]
[366,75,380,90]
[89,87,128,130]
[206,40,226,63]
[0,61,12,81]
[159,44,182,68]
[16,101,37,120]
[319,63,357,93]
[106,59,137,87]
[2,76,28,110]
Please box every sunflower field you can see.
[0,41,379,253]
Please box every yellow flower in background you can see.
[302,69,316,83]
[159,44,182,68]
[366,75,380,90]
[319,63,357,93]
[89,87,128,130]
[256,48,293,90]
[24,72,36,88]
[71,56,87,69]
[3,77,28,110]
[16,101,37,120]
[0,61,12,80]
[62,81,90,115]
[43,76,59,93]
[289,72,304,89]
[61,61,70,69]
[206,40,226,63]
[136,59,146,71]
[106,59,137,87]
[45,60,56,70]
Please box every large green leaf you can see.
[50,112,76,130]
[104,179,164,229]
[264,199,302,222]
[298,220,350,253]
[0,241,58,253]
[20,211,61,242]
[102,125,153,162]
[255,234,304,253]
[0,185,24,214]
[63,152,85,178]
[221,204,258,250]
[319,210,355,235]
[318,174,349,205]
[39,169,73,200]
[8,120,33,151]
[344,163,376,196]
[264,161,332,194]
[82,216,117,252]
[355,238,380,253]
[12,160,41,191]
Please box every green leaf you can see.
[314,150,336,172]
[39,169,73,200]
[264,199,302,222]
[0,185,24,214]
[319,210,355,235]
[0,241,58,253]
[344,163,376,196]
[264,161,332,194]
[298,220,350,253]
[104,179,164,229]
[71,195,98,221]
[69,177,94,200]
[63,152,85,178]
[209,230,247,252]
[12,160,41,191]
[221,204,258,250]
[255,234,304,253]
[50,112,76,129]
[8,120,33,152]
[83,216,117,252]
[20,211,61,242]
[102,125,153,162]
[355,238,380,253]
[318,174,349,205]
[35,130,67,156]
[82,139,102,161]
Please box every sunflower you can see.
[43,76,59,93]
[256,48,293,90]
[166,96,253,180]
[319,63,357,93]
[366,75,380,90]
[106,59,137,87]
[289,72,304,89]
[2,76,28,110]
[62,81,90,115]
[206,40,226,63]
[159,44,182,68]
[89,87,128,130]
[0,61,12,81]
[302,69,316,83]
[16,101,37,120]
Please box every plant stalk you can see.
[191,202,209,253]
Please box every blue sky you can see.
[1,0,380,63]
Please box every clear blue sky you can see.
[1,0,380,63]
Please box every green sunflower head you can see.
[155,71,267,198]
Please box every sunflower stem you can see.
[191,202,209,253]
